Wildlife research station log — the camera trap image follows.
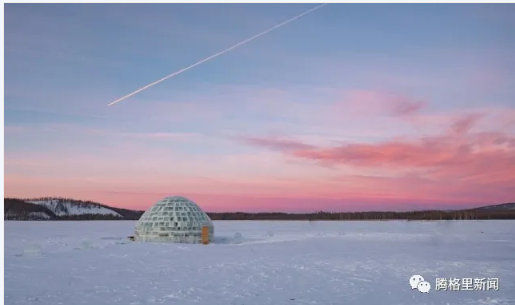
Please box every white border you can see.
[1,1,513,303]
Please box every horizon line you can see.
[5,196,512,214]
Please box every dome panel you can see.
[134,196,214,243]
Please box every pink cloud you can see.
[236,136,315,151]
[240,114,514,172]
[335,90,427,117]
[450,112,485,134]
[236,112,515,205]
[402,107,515,136]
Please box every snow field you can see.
[4,220,515,305]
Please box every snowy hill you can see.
[4,197,145,221]
[4,198,57,220]
[474,202,515,211]
[26,198,123,217]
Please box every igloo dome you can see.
[134,196,214,244]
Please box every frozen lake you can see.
[4,220,515,305]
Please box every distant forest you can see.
[207,210,515,221]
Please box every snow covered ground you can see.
[4,220,515,305]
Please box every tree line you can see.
[206,210,515,221]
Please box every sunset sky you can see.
[4,4,515,212]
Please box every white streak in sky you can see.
[108,3,328,106]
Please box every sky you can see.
[4,3,515,212]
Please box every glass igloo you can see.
[134,196,214,244]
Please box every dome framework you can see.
[135,196,214,243]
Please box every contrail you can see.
[108,3,328,106]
